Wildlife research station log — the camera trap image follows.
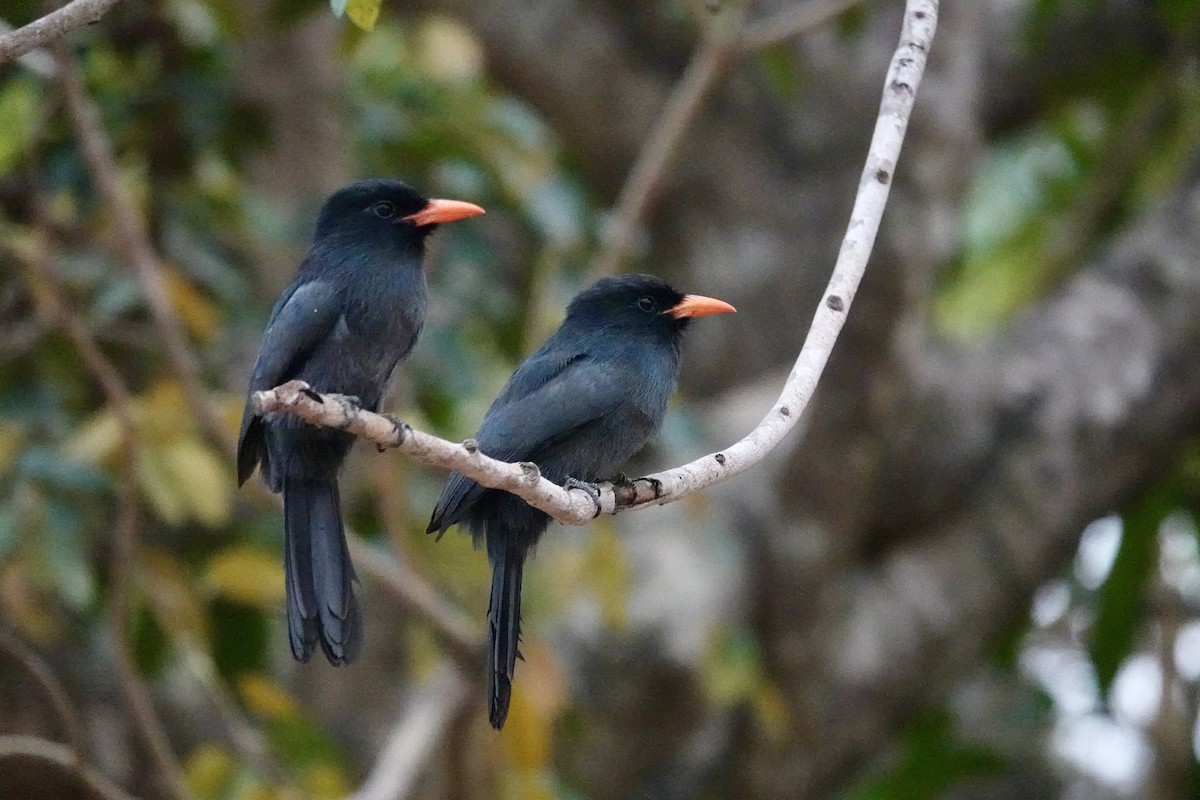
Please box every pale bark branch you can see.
[0,0,122,65]
[252,0,936,528]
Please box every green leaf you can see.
[844,709,1004,800]
[210,598,268,679]
[756,44,802,100]
[1157,0,1200,34]
[0,78,37,175]
[345,0,381,31]
[1088,484,1174,696]
[132,602,171,677]
[0,507,17,559]
[41,500,96,609]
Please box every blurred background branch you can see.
[0,0,122,65]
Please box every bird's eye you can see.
[371,201,396,219]
[636,296,656,313]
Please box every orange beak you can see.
[402,198,486,226]
[665,294,736,319]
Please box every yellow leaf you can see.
[753,682,790,742]
[184,742,235,800]
[236,673,298,721]
[216,392,247,442]
[501,771,556,800]
[0,562,63,642]
[136,445,187,526]
[499,643,565,772]
[65,409,123,464]
[302,763,351,799]
[160,436,233,527]
[417,16,483,83]
[203,544,285,608]
[345,0,381,30]
[162,264,221,341]
[141,547,211,644]
[584,521,628,630]
[0,423,28,475]
[137,381,194,441]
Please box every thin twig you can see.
[739,0,866,52]
[53,42,235,462]
[347,539,481,667]
[255,0,937,529]
[0,0,123,65]
[0,735,137,800]
[175,648,300,792]
[343,667,473,800]
[23,220,192,800]
[586,0,868,280]
[0,630,86,761]
[587,35,732,281]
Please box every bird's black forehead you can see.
[569,274,684,309]
[320,179,429,217]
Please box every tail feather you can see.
[487,532,525,729]
[283,478,361,665]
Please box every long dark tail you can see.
[283,477,361,665]
[486,530,525,729]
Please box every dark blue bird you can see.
[238,179,484,666]
[426,274,735,727]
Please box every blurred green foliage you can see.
[937,0,1200,337]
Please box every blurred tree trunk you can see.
[232,1,353,294]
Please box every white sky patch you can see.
[1110,654,1161,728]
[1052,713,1150,794]
[1175,621,1200,681]
[1031,579,1072,628]
[1021,644,1098,717]
[1075,515,1122,590]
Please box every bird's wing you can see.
[475,353,627,458]
[237,279,342,485]
[427,352,626,533]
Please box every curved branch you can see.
[0,735,136,800]
[0,0,123,65]
[252,0,937,526]
[0,631,86,762]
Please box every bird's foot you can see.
[379,413,412,452]
[565,477,604,519]
[332,394,363,432]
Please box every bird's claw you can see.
[565,477,603,519]
[379,413,411,451]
